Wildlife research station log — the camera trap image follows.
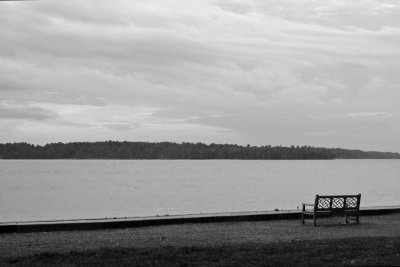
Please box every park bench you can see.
[301,194,361,226]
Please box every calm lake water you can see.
[0,159,399,222]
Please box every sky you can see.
[0,0,399,152]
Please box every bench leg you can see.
[313,212,317,227]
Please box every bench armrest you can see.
[302,203,314,207]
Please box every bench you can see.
[301,194,361,226]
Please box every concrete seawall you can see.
[1,206,400,234]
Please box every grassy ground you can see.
[1,214,400,266]
[3,237,400,266]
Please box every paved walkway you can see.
[1,206,399,233]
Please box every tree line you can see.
[1,141,399,159]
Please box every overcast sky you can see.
[0,0,399,152]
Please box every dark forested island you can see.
[0,141,399,159]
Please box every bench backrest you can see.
[314,194,361,211]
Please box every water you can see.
[0,159,399,222]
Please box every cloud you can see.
[0,101,58,120]
[0,0,399,151]
[304,131,342,137]
[345,112,391,118]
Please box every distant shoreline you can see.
[1,141,399,159]
[1,158,399,160]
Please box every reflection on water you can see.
[0,159,399,222]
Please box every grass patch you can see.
[3,236,400,266]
